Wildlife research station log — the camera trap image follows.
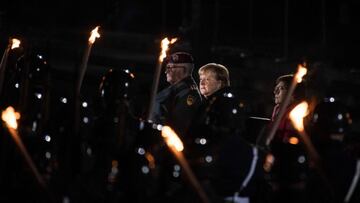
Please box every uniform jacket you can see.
[152,75,202,137]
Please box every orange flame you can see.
[145,152,156,169]
[11,39,21,49]
[289,137,299,145]
[158,37,178,63]
[1,106,21,129]
[295,64,307,83]
[263,153,275,172]
[161,126,184,152]
[289,101,309,132]
[89,26,101,44]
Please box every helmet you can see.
[98,68,135,109]
[1,50,50,108]
[14,52,51,131]
[3,51,55,191]
[310,98,352,142]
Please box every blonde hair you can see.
[198,63,230,87]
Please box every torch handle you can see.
[0,46,11,96]
[298,130,331,190]
[76,44,92,95]
[172,149,210,203]
[298,130,320,166]
[9,128,46,188]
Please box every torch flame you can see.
[295,64,307,83]
[1,106,21,129]
[145,152,156,169]
[289,136,299,145]
[159,37,178,63]
[170,38,178,44]
[289,101,309,132]
[88,26,101,44]
[11,39,21,49]
[161,126,184,152]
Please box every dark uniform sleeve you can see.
[151,77,202,138]
[151,87,172,124]
[169,83,202,137]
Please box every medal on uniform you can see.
[187,95,194,106]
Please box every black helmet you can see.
[310,98,352,141]
[98,68,135,108]
[13,52,51,132]
[0,51,50,108]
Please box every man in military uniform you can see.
[151,52,202,138]
[146,52,202,201]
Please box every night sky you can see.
[1,1,360,201]
[1,0,360,118]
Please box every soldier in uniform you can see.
[146,52,202,201]
[0,51,55,202]
[74,68,140,202]
[151,52,202,138]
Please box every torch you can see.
[289,102,359,203]
[161,126,210,203]
[265,64,307,146]
[74,26,100,133]
[70,26,100,177]
[76,26,100,95]
[1,106,46,188]
[147,37,177,121]
[289,101,320,165]
[0,38,21,96]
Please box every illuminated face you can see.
[274,81,287,105]
[199,71,222,98]
[165,63,186,84]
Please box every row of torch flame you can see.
[0,26,310,203]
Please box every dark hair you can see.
[275,74,306,101]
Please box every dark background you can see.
[1,0,360,123]
[1,0,360,201]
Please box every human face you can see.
[273,81,287,105]
[165,63,186,84]
[199,71,222,98]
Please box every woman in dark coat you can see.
[187,63,266,203]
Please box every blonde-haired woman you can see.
[187,63,264,202]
